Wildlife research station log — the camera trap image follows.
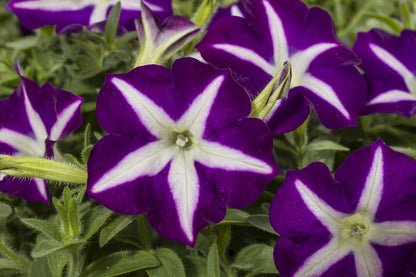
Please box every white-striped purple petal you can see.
[197,0,366,132]
[270,139,416,276]
[87,58,278,245]
[354,29,416,117]
[8,0,172,33]
[0,74,83,203]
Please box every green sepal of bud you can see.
[250,61,292,120]
[0,155,87,184]
[192,0,217,28]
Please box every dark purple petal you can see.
[0,176,49,204]
[372,242,416,277]
[354,29,416,117]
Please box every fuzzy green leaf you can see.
[31,240,82,258]
[47,250,71,277]
[21,218,62,241]
[0,258,26,272]
[305,139,349,152]
[246,215,278,235]
[82,205,113,240]
[28,257,53,277]
[220,209,249,224]
[105,2,121,45]
[99,215,136,247]
[0,202,12,217]
[232,244,278,274]
[82,250,159,277]
[207,243,220,277]
[147,248,186,277]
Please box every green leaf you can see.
[114,31,138,49]
[32,240,82,258]
[99,215,136,247]
[81,145,93,165]
[68,199,80,238]
[217,224,231,256]
[53,198,71,237]
[220,209,249,224]
[0,258,26,273]
[6,36,38,50]
[232,244,278,274]
[246,215,278,235]
[207,243,220,277]
[47,249,71,277]
[184,256,207,277]
[21,218,62,241]
[82,250,159,277]
[105,2,121,45]
[365,13,402,34]
[82,205,113,240]
[0,202,12,217]
[147,248,186,277]
[305,139,349,152]
[29,257,53,277]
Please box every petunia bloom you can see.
[353,29,416,117]
[197,0,366,134]
[87,58,278,246]
[0,68,83,203]
[7,0,172,33]
[270,139,416,276]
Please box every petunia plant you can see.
[7,0,172,33]
[87,57,278,245]
[354,29,416,118]
[270,139,416,276]
[0,66,83,204]
[197,0,367,134]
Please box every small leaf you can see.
[32,240,82,258]
[232,244,278,274]
[68,199,80,238]
[82,205,113,240]
[105,2,121,45]
[217,224,231,256]
[6,36,38,50]
[0,202,12,217]
[0,258,26,272]
[81,145,94,165]
[82,250,159,277]
[147,248,186,277]
[246,215,278,235]
[220,209,249,224]
[47,250,71,277]
[305,139,349,152]
[28,257,53,277]
[99,215,136,247]
[207,243,220,277]
[21,218,62,241]
[184,256,207,277]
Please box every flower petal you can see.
[0,176,49,204]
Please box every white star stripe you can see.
[91,140,175,193]
[195,141,273,174]
[370,44,416,96]
[295,180,345,233]
[366,89,416,106]
[354,243,382,277]
[294,238,351,277]
[263,0,288,68]
[212,44,276,76]
[22,83,48,143]
[0,128,44,157]
[50,101,82,141]
[356,147,383,219]
[301,74,350,120]
[177,76,224,138]
[13,0,163,26]
[169,151,199,241]
[369,221,416,246]
[111,77,175,138]
[290,43,337,86]
[34,178,48,200]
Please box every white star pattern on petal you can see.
[91,75,273,242]
[293,147,416,276]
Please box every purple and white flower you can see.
[354,29,416,117]
[0,68,83,203]
[87,58,278,245]
[7,0,172,33]
[197,0,366,133]
[270,139,416,276]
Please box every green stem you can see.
[137,215,151,251]
[67,247,83,277]
[0,243,30,269]
[338,0,373,38]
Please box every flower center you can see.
[340,213,370,245]
[172,130,194,150]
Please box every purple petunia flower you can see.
[197,0,366,134]
[7,0,172,33]
[270,139,416,276]
[0,68,83,203]
[353,29,416,117]
[87,58,278,246]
